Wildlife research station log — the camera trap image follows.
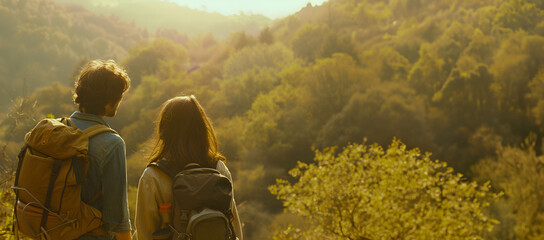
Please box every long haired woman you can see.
[134,95,243,239]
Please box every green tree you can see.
[259,27,275,45]
[433,65,495,126]
[494,0,542,31]
[290,24,328,62]
[354,0,393,26]
[491,32,544,121]
[431,65,497,171]
[122,38,188,86]
[360,46,411,82]
[226,31,256,50]
[430,21,473,74]
[28,82,75,118]
[474,134,544,240]
[270,140,500,240]
[316,82,434,152]
[528,70,544,129]
[0,95,38,240]
[222,43,295,79]
[300,53,377,128]
[459,28,497,66]
[407,43,447,98]
[320,32,357,60]
[220,67,280,117]
[226,64,315,172]
[185,33,223,65]
[210,44,296,118]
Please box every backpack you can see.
[11,117,116,240]
[149,161,237,240]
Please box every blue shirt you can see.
[70,111,132,239]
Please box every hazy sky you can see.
[170,0,328,18]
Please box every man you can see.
[70,59,132,240]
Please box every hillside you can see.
[54,0,273,39]
[0,0,148,108]
[1,0,544,239]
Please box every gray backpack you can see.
[149,161,237,240]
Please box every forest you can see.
[1,0,544,239]
[54,0,273,39]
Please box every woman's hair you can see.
[148,95,225,168]
[73,59,131,115]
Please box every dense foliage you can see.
[270,140,500,239]
[1,0,544,238]
[474,134,544,240]
[0,0,148,108]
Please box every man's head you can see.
[73,59,130,117]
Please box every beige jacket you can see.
[134,160,243,240]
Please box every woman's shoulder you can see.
[215,160,232,181]
[140,165,172,184]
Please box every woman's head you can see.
[150,95,224,167]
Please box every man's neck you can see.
[80,108,104,118]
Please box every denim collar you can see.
[70,111,110,127]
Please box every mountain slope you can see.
[0,0,148,108]
[55,0,273,39]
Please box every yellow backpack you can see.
[12,118,115,240]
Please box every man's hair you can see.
[73,59,130,115]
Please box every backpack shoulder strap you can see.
[80,124,116,203]
[82,124,117,138]
[148,161,178,179]
[183,163,201,170]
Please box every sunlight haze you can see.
[3,0,544,239]
[170,0,328,18]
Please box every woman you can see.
[134,95,243,240]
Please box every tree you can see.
[28,82,75,118]
[460,28,497,66]
[300,53,377,128]
[320,32,357,60]
[494,0,542,31]
[473,134,544,240]
[360,46,411,82]
[316,82,434,152]
[354,0,393,26]
[270,140,500,240]
[122,38,188,86]
[226,31,256,50]
[220,67,280,117]
[259,27,275,45]
[528,70,544,129]
[433,65,495,126]
[154,28,188,45]
[222,43,295,79]
[407,43,447,98]
[429,21,473,74]
[490,32,544,111]
[290,24,328,62]
[0,95,39,240]
[490,32,543,137]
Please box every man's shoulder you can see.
[97,130,123,142]
[89,129,125,151]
